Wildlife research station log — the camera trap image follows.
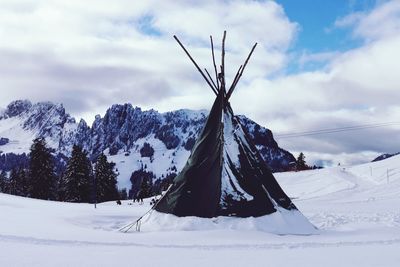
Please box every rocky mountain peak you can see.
[0,99,296,189]
[3,100,32,118]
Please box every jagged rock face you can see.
[91,104,164,156]
[23,102,76,143]
[0,100,295,188]
[89,106,208,157]
[2,100,32,118]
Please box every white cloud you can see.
[1,0,400,166]
[335,0,400,41]
[230,0,400,166]
[0,0,296,119]
[298,51,339,69]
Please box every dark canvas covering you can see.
[154,91,296,218]
[153,32,297,218]
[154,91,224,217]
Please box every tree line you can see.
[0,138,119,203]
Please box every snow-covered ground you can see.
[1,155,400,266]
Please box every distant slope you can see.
[372,152,400,162]
[276,154,400,201]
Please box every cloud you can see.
[335,0,400,41]
[298,51,340,69]
[230,0,400,165]
[0,0,296,119]
[0,0,399,166]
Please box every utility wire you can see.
[275,121,400,139]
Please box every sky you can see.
[0,0,400,166]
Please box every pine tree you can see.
[94,153,118,202]
[0,170,8,193]
[296,152,307,171]
[139,179,151,199]
[17,168,30,196]
[56,170,66,201]
[60,145,93,202]
[8,168,18,195]
[71,145,92,201]
[29,138,56,200]
[130,169,154,199]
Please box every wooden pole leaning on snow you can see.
[226,42,257,101]
[173,35,218,95]
[119,184,174,233]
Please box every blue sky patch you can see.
[137,15,162,37]
[276,0,378,73]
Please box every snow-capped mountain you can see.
[0,100,295,189]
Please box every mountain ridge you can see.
[0,99,295,189]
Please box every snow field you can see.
[1,155,400,266]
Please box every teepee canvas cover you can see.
[154,32,298,218]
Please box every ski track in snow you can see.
[2,234,400,250]
[309,212,400,229]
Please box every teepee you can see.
[122,32,315,233]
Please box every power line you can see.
[275,121,400,139]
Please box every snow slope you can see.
[1,155,400,266]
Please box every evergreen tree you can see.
[0,170,8,193]
[138,179,152,199]
[61,145,92,202]
[29,138,56,200]
[56,170,66,201]
[17,168,30,196]
[296,152,308,171]
[94,153,118,202]
[8,168,18,195]
[130,169,154,198]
